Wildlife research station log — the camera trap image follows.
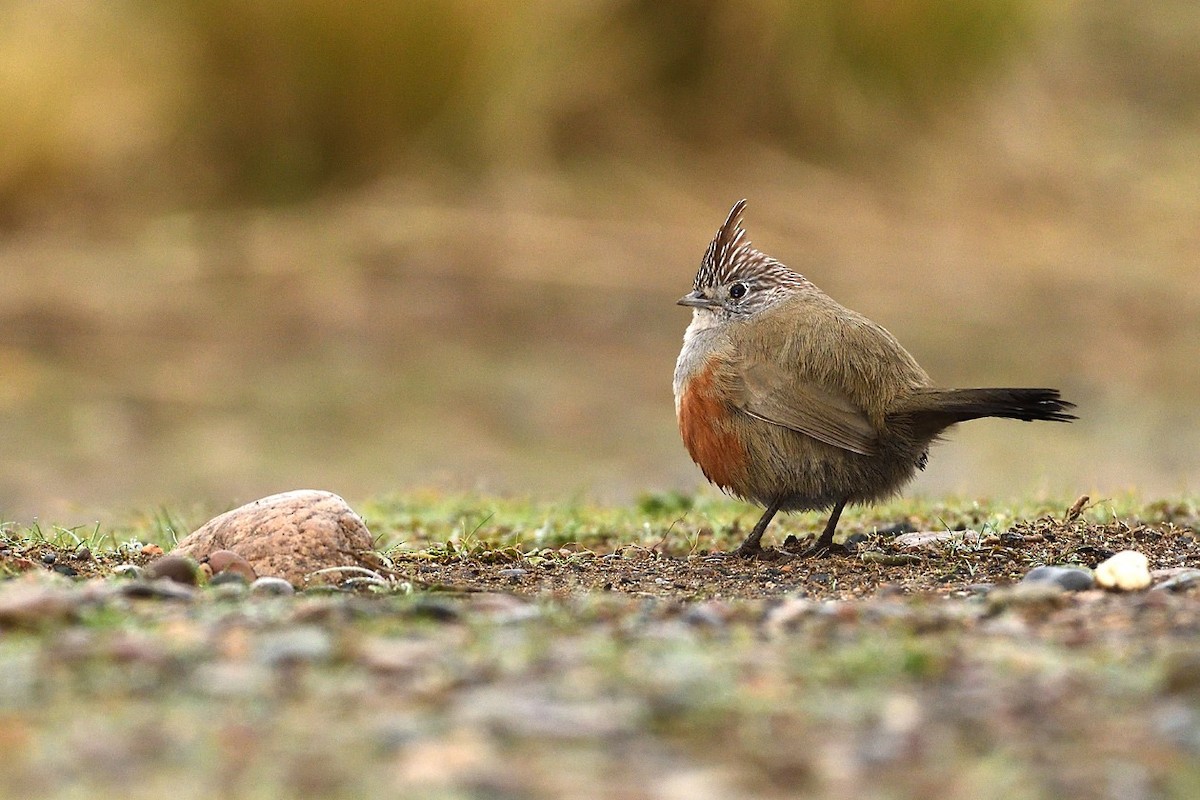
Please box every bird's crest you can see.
[694,200,803,292]
[695,199,749,290]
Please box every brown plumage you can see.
[673,200,1075,557]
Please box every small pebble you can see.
[861,551,922,566]
[682,601,730,629]
[144,555,201,586]
[1153,570,1200,593]
[1096,550,1152,591]
[75,546,92,562]
[498,568,527,579]
[117,579,196,601]
[41,552,57,565]
[407,598,461,622]
[0,583,80,628]
[1022,565,1095,592]
[249,576,296,596]
[140,544,164,556]
[875,521,917,537]
[894,530,981,550]
[254,627,333,666]
[471,593,540,624]
[985,582,1066,613]
[205,550,258,582]
[211,571,250,587]
[209,580,248,600]
[112,564,145,580]
[51,564,79,578]
[763,597,815,635]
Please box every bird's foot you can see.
[782,534,850,559]
[731,540,764,559]
[796,543,849,559]
[731,542,788,560]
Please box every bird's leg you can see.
[732,498,784,558]
[798,497,849,558]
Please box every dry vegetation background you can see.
[0,0,1197,521]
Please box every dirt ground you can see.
[384,516,1200,601]
[4,512,1198,601]
[4,504,1200,800]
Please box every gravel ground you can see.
[2,500,1199,799]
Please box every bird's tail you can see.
[895,387,1076,437]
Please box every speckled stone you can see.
[171,490,374,586]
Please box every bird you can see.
[673,199,1076,558]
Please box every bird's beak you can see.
[677,290,714,309]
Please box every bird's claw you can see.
[782,534,849,559]
[796,543,848,559]
[731,543,790,561]
[731,544,761,559]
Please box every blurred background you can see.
[1,0,1197,523]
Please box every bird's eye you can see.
[728,282,747,300]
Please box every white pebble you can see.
[249,576,296,596]
[1095,550,1151,591]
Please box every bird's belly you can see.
[676,364,749,492]
[740,422,924,510]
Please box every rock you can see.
[1096,550,1152,591]
[112,564,145,580]
[1154,570,1200,593]
[249,576,296,596]
[860,551,922,566]
[454,685,641,741]
[253,627,334,666]
[985,582,1067,614]
[0,582,79,628]
[205,550,258,582]
[763,597,815,635]
[681,601,730,629]
[171,490,375,586]
[894,530,982,550]
[210,571,250,587]
[144,554,201,586]
[1022,565,1095,592]
[497,568,527,580]
[469,593,540,623]
[140,544,164,556]
[209,578,249,599]
[118,579,197,601]
[405,598,461,622]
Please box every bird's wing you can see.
[734,354,878,456]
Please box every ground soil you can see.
[384,517,1200,600]
[4,508,1200,800]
